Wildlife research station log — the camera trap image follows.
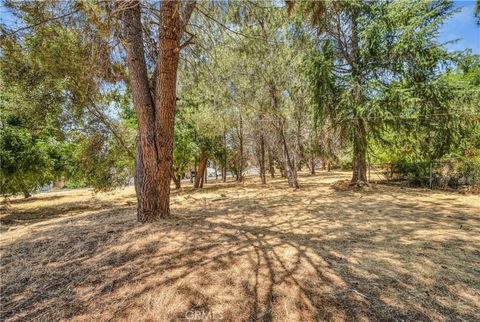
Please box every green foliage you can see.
[0,114,75,196]
[1,1,134,193]
[71,131,134,191]
[456,159,480,186]
[386,159,480,188]
[302,0,475,169]
[1,0,478,194]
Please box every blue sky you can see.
[1,1,479,54]
[439,1,480,53]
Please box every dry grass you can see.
[1,171,479,322]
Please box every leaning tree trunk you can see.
[270,83,298,189]
[276,121,299,189]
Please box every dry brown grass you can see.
[1,171,479,322]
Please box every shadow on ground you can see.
[1,172,479,321]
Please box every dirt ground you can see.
[1,171,479,322]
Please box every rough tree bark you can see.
[123,5,159,222]
[121,0,195,222]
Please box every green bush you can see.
[384,159,480,188]
[454,160,480,187]
[389,161,430,186]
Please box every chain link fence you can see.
[368,159,480,190]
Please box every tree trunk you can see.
[280,128,299,189]
[310,154,315,175]
[259,134,266,184]
[351,121,367,183]
[223,130,227,182]
[122,0,195,221]
[154,0,184,217]
[268,149,275,178]
[237,113,244,182]
[171,171,181,190]
[270,83,298,189]
[279,162,286,178]
[22,188,31,199]
[204,164,208,184]
[195,152,208,188]
[349,9,367,185]
[122,4,159,222]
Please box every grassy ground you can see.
[1,171,479,322]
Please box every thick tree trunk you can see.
[154,0,184,217]
[195,152,208,188]
[122,4,159,222]
[122,0,195,221]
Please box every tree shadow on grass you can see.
[1,178,479,321]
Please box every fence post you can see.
[429,161,433,189]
